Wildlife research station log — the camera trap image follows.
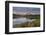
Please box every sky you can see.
[13,7,40,14]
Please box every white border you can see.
[9,3,43,32]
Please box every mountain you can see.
[13,12,40,15]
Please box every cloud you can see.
[13,7,40,14]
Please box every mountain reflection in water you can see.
[13,18,35,25]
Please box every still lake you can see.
[13,17,35,25]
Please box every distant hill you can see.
[13,12,40,15]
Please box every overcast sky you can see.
[13,7,40,14]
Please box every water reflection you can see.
[13,17,35,25]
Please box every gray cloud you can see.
[13,7,40,14]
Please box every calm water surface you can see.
[13,17,35,25]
